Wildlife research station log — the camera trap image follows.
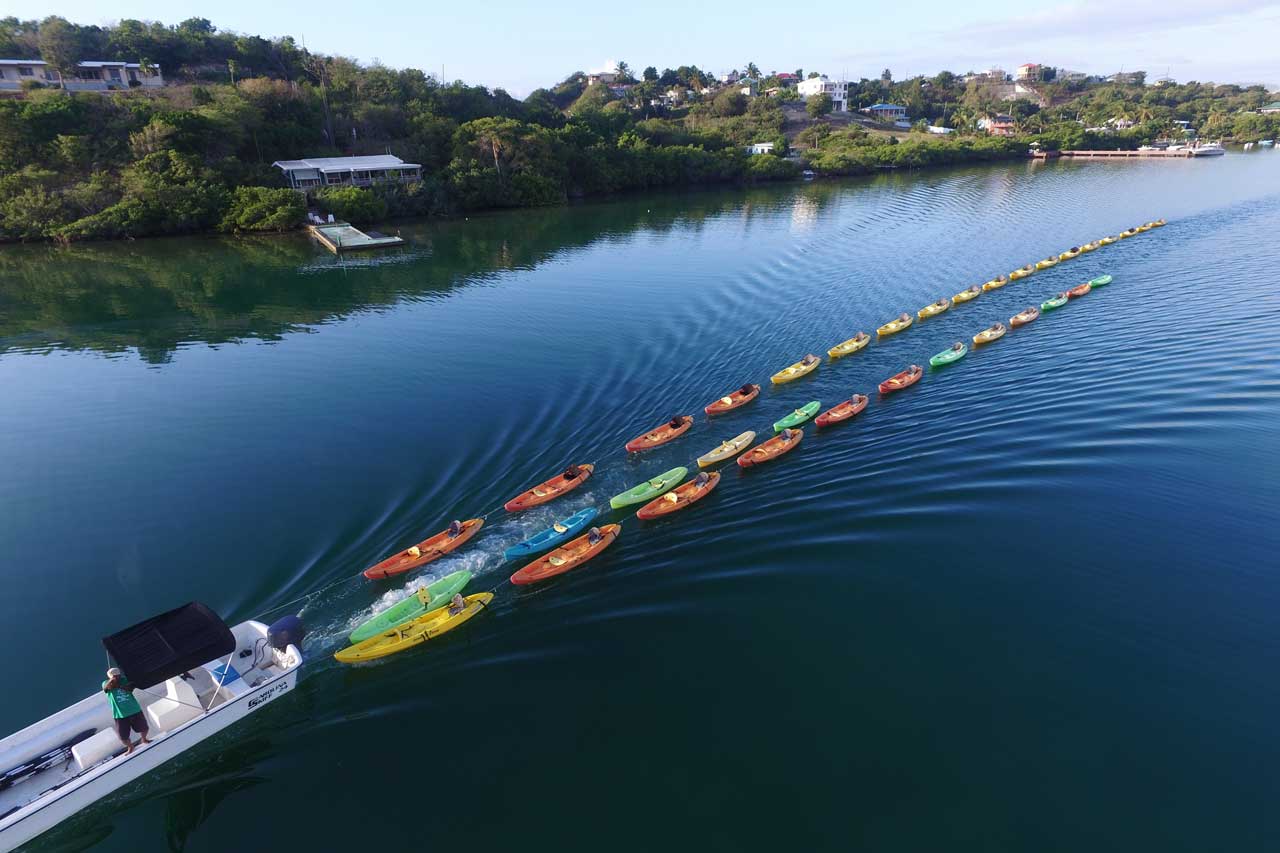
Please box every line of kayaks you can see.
[334,220,1161,663]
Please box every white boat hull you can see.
[0,622,301,851]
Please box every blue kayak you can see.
[504,507,599,560]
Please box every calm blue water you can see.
[2,151,1280,851]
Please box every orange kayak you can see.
[510,524,621,585]
[625,416,693,452]
[635,472,720,520]
[704,384,760,416]
[738,429,802,468]
[1010,306,1040,327]
[815,394,868,427]
[1067,282,1092,299]
[878,365,923,394]
[364,519,484,579]
[504,464,594,512]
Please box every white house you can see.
[272,155,422,191]
[797,75,848,112]
[862,102,908,122]
[745,142,775,155]
[739,78,759,97]
[0,59,164,91]
[586,71,617,86]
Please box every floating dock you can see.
[308,222,404,253]
[1030,149,1197,159]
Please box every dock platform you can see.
[1031,149,1196,159]
[308,222,405,253]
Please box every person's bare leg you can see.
[123,739,135,755]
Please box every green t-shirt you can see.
[103,678,142,719]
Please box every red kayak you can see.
[704,384,761,416]
[636,472,720,520]
[738,429,802,468]
[1067,282,1092,299]
[510,524,621,585]
[625,416,693,452]
[363,519,484,579]
[504,464,594,512]
[878,365,923,394]
[815,394,869,427]
[1010,306,1040,327]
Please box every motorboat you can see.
[1190,142,1225,157]
[0,603,304,850]
[1259,140,1275,148]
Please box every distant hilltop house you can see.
[0,58,164,91]
[797,75,848,112]
[774,72,799,83]
[272,155,423,192]
[1259,101,1280,114]
[1108,71,1146,85]
[739,78,759,97]
[1057,69,1089,83]
[745,142,775,155]
[978,114,1017,136]
[587,71,618,86]
[965,68,1007,83]
[1016,63,1043,82]
[862,102,908,122]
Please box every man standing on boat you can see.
[103,667,151,755]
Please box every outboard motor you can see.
[268,615,305,654]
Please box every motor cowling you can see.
[268,615,305,653]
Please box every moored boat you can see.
[0,604,304,851]
[771,355,820,384]
[827,332,870,359]
[972,322,1007,345]
[1010,306,1040,327]
[878,364,923,393]
[815,395,868,427]
[504,464,594,511]
[704,384,760,415]
[876,313,913,336]
[363,519,484,579]
[625,415,693,452]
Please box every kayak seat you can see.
[72,727,126,771]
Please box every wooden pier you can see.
[1030,149,1196,159]
[307,222,405,253]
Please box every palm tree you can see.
[746,62,760,79]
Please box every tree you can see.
[794,69,803,79]
[38,17,85,88]
[881,68,892,84]
[643,66,658,82]
[746,62,760,79]
[710,89,747,117]
[806,93,833,118]
[615,60,632,81]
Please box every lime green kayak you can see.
[773,401,820,433]
[929,342,967,367]
[1090,274,1113,287]
[1041,293,1069,311]
[349,569,473,643]
[610,467,688,509]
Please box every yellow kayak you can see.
[1080,241,1100,253]
[334,593,493,663]
[771,356,819,384]
[1136,223,1153,233]
[1009,265,1036,280]
[827,332,870,359]
[981,276,1009,292]
[973,322,1007,345]
[1118,228,1138,239]
[1099,235,1118,245]
[697,431,755,468]
[1149,219,1166,228]
[1058,247,1081,261]
[1035,257,1059,270]
[917,299,951,320]
[876,313,913,336]
[952,285,981,303]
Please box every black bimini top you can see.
[101,602,236,689]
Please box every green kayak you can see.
[610,467,688,509]
[929,342,968,367]
[1090,274,1113,287]
[349,569,473,643]
[1041,293,1070,311]
[773,401,820,433]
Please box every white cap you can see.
[107,667,122,678]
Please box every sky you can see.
[23,0,1280,94]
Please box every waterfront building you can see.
[0,59,164,91]
[1259,102,1280,114]
[745,142,775,155]
[272,155,422,191]
[797,75,848,112]
[978,114,1017,137]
